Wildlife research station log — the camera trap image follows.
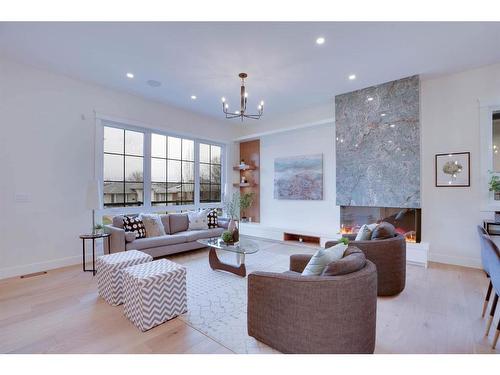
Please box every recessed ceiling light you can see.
[316,37,325,45]
[367,97,374,101]
[381,113,387,117]
[390,124,396,128]
[190,95,197,100]
[126,72,134,79]
[348,74,356,80]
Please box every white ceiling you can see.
[1,22,500,122]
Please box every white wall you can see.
[0,57,240,279]
[421,63,500,268]
[256,123,340,237]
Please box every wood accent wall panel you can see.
[239,140,260,223]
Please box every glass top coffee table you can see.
[197,238,260,277]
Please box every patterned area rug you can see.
[169,238,317,354]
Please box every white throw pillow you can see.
[301,243,348,276]
[355,224,373,241]
[139,213,166,238]
[188,209,210,230]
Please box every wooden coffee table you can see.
[197,238,260,277]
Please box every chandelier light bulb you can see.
[260,100,264,106]
[224,103,228,109]
[244,92,248,98]
[221,97,226,103]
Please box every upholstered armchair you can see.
[247,254,377,354]
[325,234,406,296]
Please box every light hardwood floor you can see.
[0,246,498,354]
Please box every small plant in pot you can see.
[93,223,104,235]
[221,230,235,245]
[489,172,500,200]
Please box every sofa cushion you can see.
[112,215,124,229]
[169,213,189,234]
[301,243,347,276]
[322,246,367,276]
[160,214,170,234]
[139,213,166,238]
[176,228,224,242]
[371,221,395,240]
[125,232,136,243]
[123,216,146,239]
[127,234,188,250]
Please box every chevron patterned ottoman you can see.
[122,259,187,332]
[96,250,153,306]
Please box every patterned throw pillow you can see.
[139,213,166,238]
[207,210,218,229]
[123,216,146,239]
[187,209,210,230]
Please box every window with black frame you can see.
[199,143,222,203]
[103,126,144,207]
[151,134,195,206]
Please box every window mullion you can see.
[143,130,152,209]
[194,140,200,208]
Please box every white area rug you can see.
[170,238,317,353]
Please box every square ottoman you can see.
[123,259,187,332]
[96,250,153,306]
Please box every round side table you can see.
[79,233,111,276]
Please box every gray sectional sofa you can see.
[104,213,228,258]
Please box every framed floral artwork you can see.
[435,152,470,187]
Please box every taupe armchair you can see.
[326,234,406,296]
[247,254,377,354]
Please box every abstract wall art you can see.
[274,154,323,200]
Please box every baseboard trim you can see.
[429,252,482,269]
[0,249,105,280]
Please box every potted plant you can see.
[240,192,255,222]
[221,230,235,245]
[489,172,500,200]
[93,223,104,235]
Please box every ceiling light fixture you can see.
[367,97,374,101]
[126,72,134,79]
[190,95,197,100]
[316,37,325,45]
[221,73,264,121]
[348,74,356,80]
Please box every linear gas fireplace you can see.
[340,206,421,243]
